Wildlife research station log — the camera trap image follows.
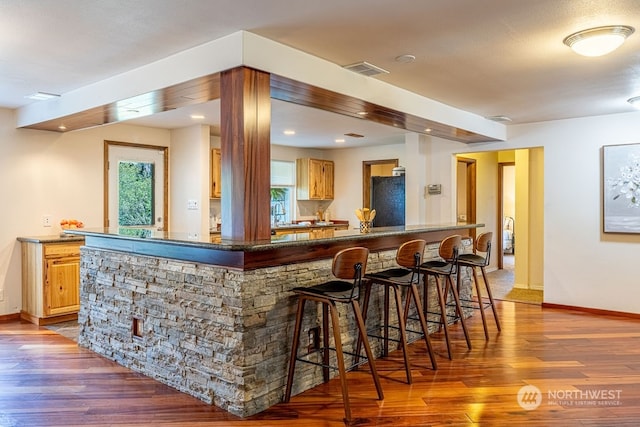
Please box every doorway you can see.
[362,159,398,208]
[104,141,168,230]
[498,163,515,270]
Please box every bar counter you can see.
[67,223,482,417]
[68,223,478,270]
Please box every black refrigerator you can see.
[370,175,405,227]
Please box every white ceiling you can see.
[2,0,640,147]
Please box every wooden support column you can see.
[220,67,271,241]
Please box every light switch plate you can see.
[187,200,199,210]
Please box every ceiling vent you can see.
[486,115,513,123]
[342,61,389,77]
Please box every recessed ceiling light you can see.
[190,114,205,120]
[58,125,67,131]
[628,96,640,109]
[357,111,368,116]
[335,138,346,143]
[26,92,60,100]
[425,128,432,133]
[395,54,416,63]
[563,25,634,57]
[283,130,296,136]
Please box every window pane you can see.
[270,187,292,225]
[118,161,155,226]
[271,160,295,186]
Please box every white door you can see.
[107,144,166,230]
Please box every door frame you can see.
[103,140,169,230]
[457,157,477,242]
[497,161,515,270]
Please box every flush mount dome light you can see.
[563,25,634,57]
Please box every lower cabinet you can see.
[273,223,348,237]
[21,240,82,325]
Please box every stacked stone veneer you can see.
[77,239,472,417]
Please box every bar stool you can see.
[360,239,437,384]
[414,234,471,359]
[284,247,383,423]
[456,232,501,340]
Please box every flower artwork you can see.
[603,143,640,233]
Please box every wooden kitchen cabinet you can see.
[211,148,222,198]
[296,158,334,200]
[20,239,82,325]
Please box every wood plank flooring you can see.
[3,301,640,426]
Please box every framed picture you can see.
[603,143,640,233]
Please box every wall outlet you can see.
[43,215,53,227]
[187,199,199,210]
[0,289,4,302]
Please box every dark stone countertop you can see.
[17,234,85,244]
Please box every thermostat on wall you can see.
[427,184,442,195]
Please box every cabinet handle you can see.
[49,257,78,265]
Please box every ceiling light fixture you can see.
[283,130,296,136]
[563,25,634,57]
[628,96,640,109]
[190,114,205,120]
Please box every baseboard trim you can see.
[542,302,640,320]
[0,312,21,322]
[20,311,78,326]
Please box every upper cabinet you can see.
[211,148,221,199]
[296,158,334,200]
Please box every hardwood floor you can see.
[3,301,640,426]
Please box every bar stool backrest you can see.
[439,235,462,263]
[396,239,427,269]
[332,246,369,280]
[474,232,493,266]
[332,247,369,301]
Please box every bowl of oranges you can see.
[60,218,84,229]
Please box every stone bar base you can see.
[78,240,472,417]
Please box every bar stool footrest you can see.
[295,347,371,372]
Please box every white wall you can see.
[0,108,171,316]
[170,125,210,238]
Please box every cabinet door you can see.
[211,148,222,198]
[322,161,334,200]
[45,256,80,316]
[309,159,324,199]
